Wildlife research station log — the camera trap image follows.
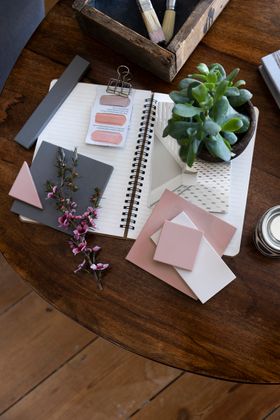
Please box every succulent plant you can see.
[163,63,253,167]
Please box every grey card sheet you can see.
[11,141,114,234]
[15,55,90,149]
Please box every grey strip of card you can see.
[15,55,90,149]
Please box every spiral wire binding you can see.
[120,94,157,235]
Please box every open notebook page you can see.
[32,82,152,239]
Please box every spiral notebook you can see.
[19,81,257,252]
[25,81,157,239]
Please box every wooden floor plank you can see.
[132,373,280,420]
[0,253,30,315]
[1,338,181,420]
[0,293,94,414]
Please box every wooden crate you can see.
[72,0,231,82]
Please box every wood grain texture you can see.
[0,293,94,414]
[73,2,176,82]
[1,338,180,420]
[169,0,231,71]
[0,89,22,124]
[132,374,280,420]
[0,253,30,314]
[0,0,280,383]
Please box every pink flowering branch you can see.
[45,147,109,290]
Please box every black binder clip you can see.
[106,65,132,97]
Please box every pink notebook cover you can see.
[126,189,236,298]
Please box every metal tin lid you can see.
[261,206,280,252]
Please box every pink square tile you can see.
[153,220,203,271]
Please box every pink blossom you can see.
[58,212,73,228]
[88,217,96,227]
[47,185,57,199]
[92,245,101,253]
[90,262,109,271]
[74,259,86,273]
[72,241,87,255]
[73,222,89,239]
[73,215,82,220]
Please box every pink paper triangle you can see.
[9,161,43,209]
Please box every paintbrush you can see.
[136,0,165,44]
[162,0,176,43]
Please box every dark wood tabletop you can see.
[1,0,280,384]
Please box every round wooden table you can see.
[1,0,280,384]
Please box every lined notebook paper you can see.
[31,82,154,239]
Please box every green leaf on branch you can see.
[197,63,209,74]
[192,84,209,104]
[211,96,229,123]
[221,117,243,132]
[205,134,232,161]
[214,80,229,102]
[163,120,199,139]
[222,131,238,145]
[228,89,253,107]
[234,79,246,88]
[207,72,217,84]
[209,63,226,80]
[173,103,202,118]
[226,68,240,83]
[188,73,208,81]
[178,78,198,90]
[235,114,250,133]
[170,91,191,104]
[204,119,221,136]
[226,87,240,96]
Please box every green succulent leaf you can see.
[226,87,240,96]
[163,120,199,139]
[179,145,189,164]
[211,96,229,123]
[207,72,218,84]
[188,73,208,82]
[235,114,250,133]
[204,119,221,136]
[222,131,238,145]
[209,63,226,80]
[214,80,229,101]
[200,96,214,110]
[221,117,243,132]
[179,138,201,167]
[226,68,240,83]
[188,139,201,167]
[187,81,201,99]
[191,84,209,104]
[234,79,246,88]
[197,63,209,75]
[206,134,232,161]
[173,103,202,118]
[170,91,191,104]
[205,82,215,91]
[228,89,253,107]
[178,78,198,90]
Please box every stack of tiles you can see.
[126,189,237,304]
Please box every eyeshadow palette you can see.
[85,86,134,147]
